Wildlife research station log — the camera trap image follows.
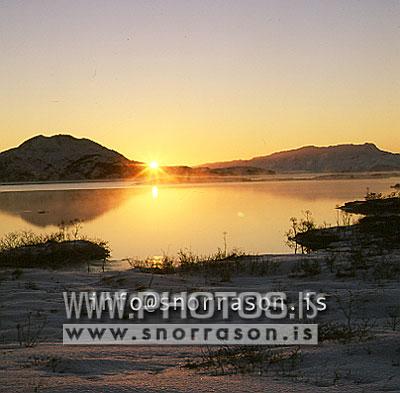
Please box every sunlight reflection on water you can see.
[0,178,398,259]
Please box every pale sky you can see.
[0,0,399,165]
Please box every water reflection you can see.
[152,186,159,200]
[0,188,132,227]
[0,178,397,258]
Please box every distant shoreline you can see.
[0,171,399,191]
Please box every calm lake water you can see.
[0,178,398,260]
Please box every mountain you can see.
[2,136,399,184]
[0,134,142,182]
[0,134,274,183]
[201,143,400,173]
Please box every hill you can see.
[0,135,275,183]
[2,137,399,183]
[0,134,142,182]
[201,143,400,173]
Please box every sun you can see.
[149,161,159,170]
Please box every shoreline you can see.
[0,171,399,192]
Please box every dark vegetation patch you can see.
[0,224,110,268]
[295,230,340,251]
[130,249,280,281]
[185,345,302,376]
[340,195,400,216]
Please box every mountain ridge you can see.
[1,135,400,183]
[0,134,142,182]
[200,143,400,173]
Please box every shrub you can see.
[285,210,316,254]
[185,345,302,376]
[16,312,47,348]
[319,320,374,343]
[0,224,110,269]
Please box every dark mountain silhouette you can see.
[0,134,274,183]
[1,136,399,184]
[0,134,143,182]
[201,143,400,173]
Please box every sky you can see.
[0,0,399,165]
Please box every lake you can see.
[0,177,398,260]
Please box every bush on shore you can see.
[0,222,110,268]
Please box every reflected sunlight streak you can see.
[152,185,159,199]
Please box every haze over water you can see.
[0,178,397,260]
